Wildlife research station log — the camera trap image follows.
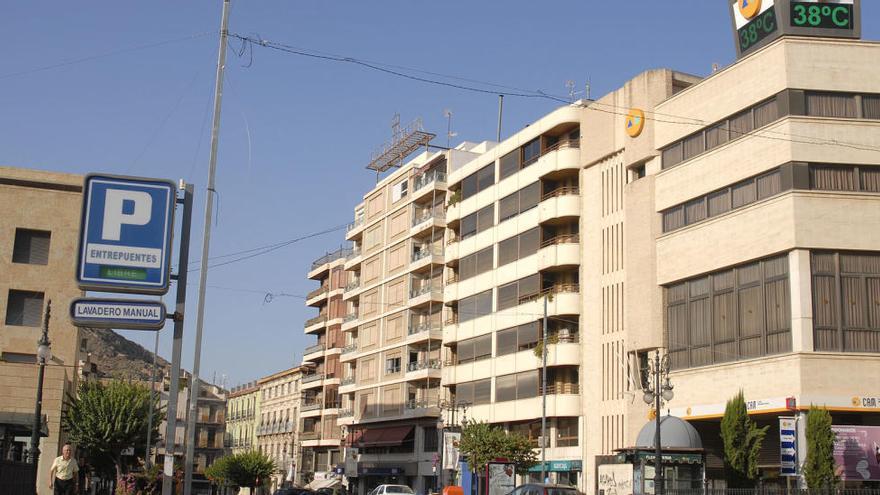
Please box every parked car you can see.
[506,484,580,495]
[275,489,317,495]
[368,485,415,495]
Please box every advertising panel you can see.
[833,425,880,481]
[443,432,461,470]
[487,463,515,495]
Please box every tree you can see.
[206,451,276,490]
[803,406,838,489]
[61,380,164,479]
[458,420,538,476]
[720,390,768,488]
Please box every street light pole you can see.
[29,300,52,493]
[540,295,548,484]
[643,350,674,495]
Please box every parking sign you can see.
[77,174,176,294]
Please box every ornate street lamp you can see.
[642,350,674,495]
[29,300,52,493]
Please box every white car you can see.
[369,485,415,495]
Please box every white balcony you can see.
[538,189,580,225]
[537,235,580,271]
[304,316,328,335]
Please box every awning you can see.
[357,426,414,447]
[0,412,49,437]
[345,428,364,447]
[306,478,342,490]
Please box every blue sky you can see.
[4,1,878,386]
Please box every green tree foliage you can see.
[61,380,164,478]
[458,420,538,475]
[720,390,768,488]
[803,406,838,489]
[205,451,276,489]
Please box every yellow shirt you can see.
[51,456,79,481]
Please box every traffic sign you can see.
[71,298,167,330]
[77,174,176,294]
[779,417,798,476]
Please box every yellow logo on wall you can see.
[625,109,645,138]
[853,397,861,406]
[738,0,762,20]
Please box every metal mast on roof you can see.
[366,114,435,182]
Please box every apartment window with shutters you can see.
[705,123,729,150]
[424,426,438,452]
[522,138,541,167]
[461,164,495,201]
[5,290,45,327]
[729,110,754,140]
[454,378,491,406]
[459,247,494,282]
[12,229,51,265]
[495,371,539,402]
[661,142,683,169]
[458,289,493,323]
[806,92,858,118]
[497,274,540,310]
[665,255,791,370]
[754,98,779,128]
[812,252,880,353]
[460,205,495,240]
[456,334,492,364]
[500,150,520,180]
[496,321,541,356]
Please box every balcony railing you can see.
[341,376,356,385]
[541,186,580,201]
[312,247,353,270]
[300,430,321,441]
[307,286,329,300]
[304,343,326,355]
[445,313,459,325]
[408,322,440,335]
[410,284,439,298]
[405,398,436,410]
[346,248,362,261]
[302,373,325,384]
[542,383,580,395]
[412,210,444,227]
[518,284,581,305]
[345,279,360,292]
[540,234,580,248]
[407,359,441,372]
[343,313,358,323]
[542,138,580,155]
[414,171,447,191]
[305,315,327,328]
[342,343,358,354]
[412,248,443,263]
[347,217,365,232]
[302,401,323,412]
[339,409,354,418]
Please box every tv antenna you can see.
[443,109,457,148]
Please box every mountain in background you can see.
[80,327,169,381]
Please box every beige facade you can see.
[0,166,86,495]
[225,381,260,454]
[257,366,302,490]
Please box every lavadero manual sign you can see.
[76,174,176,294]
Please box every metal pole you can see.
[145,326,160,468]
[541,296,548,484]
[655,351,664,495]
[29,300,51,493]
[496,95,504,142]
[162,183,195,495]
[185,1,230,492]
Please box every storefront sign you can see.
[528,460,583,472]
[833,425,880,481]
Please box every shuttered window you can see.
[812,252,880,353]
[459,247,494,282]
[806,92,858,118]
[458,290,493,323]
[460,205,494,240]
[811,166,856,191]
[754,99,779,129]
[455,378,492,405]
[500,150,520,180]
[12,229,51,265]
[497,274,540,310]
[864,96,880,119]
[498,227,541,267]
[496,321,541,356]
[6,290,45,327]
[461,164,495,201]
[456,334,492,364]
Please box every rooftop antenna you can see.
[565,80,585,103]
[586,77,591,101]
[366,113,435,182]
[443,109,457,148]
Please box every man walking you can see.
[49,443,79,495]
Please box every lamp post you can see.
[642,350,673,495]
[29,300,52,492]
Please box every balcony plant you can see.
[446,190,462,208]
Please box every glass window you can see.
[517,371,539,399]
[661,142,682,169]
[459,254,476,281]
[474,334,492,361]
[456,382,473,403]
[756,170,782,199]
[811,166,856,191]
[862,167,880,193]
[519,182,541,212]
[806,92,857,118]
[705,123,729,150]
[473,379,491,405]
[684,198,706,225]
[477,164,495,192]
[663,206,685,232]
[519,228,540,258]
[682,133,705,161]
[729,110,754,139]
[497,282,518,311]
[556,418,579,447]
[457,341,474,364]
[522,138,541,166]
[519,274,540,301]
[12,229,50,265]
[864,96,880,120]
[499,193,519,222]
[708,189,731,217]
[5,290,44,327]
[495,374,516,402]
[754,98,779,128]
[458,290,494,323]
[499,151,520,180]
[461,213,477,239]
[476,247,494,275]
[476,205,495,234]
[461,174,478,200]
[517,322,540,351]
[731,179,757,208]
[498,236,518,267]
[496,327,518,356]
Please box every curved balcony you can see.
[304,315,328,335]
[536,140,581,179]
[465,388,581,423]
[301,374,325,389]
[537,235,580,271]
[538,188,580,225]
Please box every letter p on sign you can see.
[102,189,152,241]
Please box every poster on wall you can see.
[443,432,462,470]
[487,463,515,495]
[832,425,880,481]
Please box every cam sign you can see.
[77,175,176,294]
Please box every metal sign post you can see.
[779,417,798,477]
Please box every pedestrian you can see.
[49,443,79,495]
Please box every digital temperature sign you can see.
[730,0,861,59]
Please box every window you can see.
[682,134,705,161]
[461,164,495,201]
[666,256,790,370]
[458,290,493,323]
[495,374,516,402]
[12,229,50,265]
[731,178,757,208]
[806,92,857,118]
[811,166,856,191]
[5,290,45,327]
[460,205,495,240]
[456,334,492,364]
[496,321,541,356]
[522,138,541,166]
[812,252,880,353]
[424,427,438,452]
[392,179,408,202]
[454,378,491,406]
[705,123,729,150]
[497,228,540,267]
[556,418,579,447]
[497,274,540,311]
[864,96,880,120]
[500,150,520,180]
[497,183,539,222]
[661,143,683,169]
[728,110,754,140]
[754,99,779,128]
[495,371,539,402]
[458,247,494,282]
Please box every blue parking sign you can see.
[77,174,176,294]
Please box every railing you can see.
[550,331,580,344]
[307,286,329,300]
[341,376,356,385]
[338,409,354,418]
[342,343,358,354]
[541,186,580,201]
[346,248,362,261]
[302,373,325,384]
[302,400,323,411]
[445,313,459,325]
[410,284,439,298]
[446,235,458,246]
[542,383,580,395]
[347,217,365,232]
[345,279,360,292]
[300,430,321,441]
[540,234,580,248]
[405,398,436,410]
[343,313,358,323]
[407,359,441,372]
[324,401,341,409]
[311,246,353,270]
[412,210,444,227]
[414,170,447,191]
[542,138,580,155]
[304,343,325,355]
[305,315,327,328]
[518,284,581,305]
[408,322,441,335]
[411,248,442,262]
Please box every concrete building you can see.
[0,166,87,495]
[301,248,350,486]
[256,366,302,490]
[225,381,260,454]
[335,144,484,495]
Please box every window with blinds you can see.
[495,370,539,402]
[460,205,494,240]
[458,290,493,323]
[497,228,540,267]
[461,164,495,201]
[458,247,494,282]
[456,334,492,364]
[806,92,858,118]
[812,252,880,353]
[5,290,45,327]
[809,165,880,193]
[499,182,541,223]
[496,321,541,356]
[497,274,540,311]
[12,229,51,265]
[454,378,491,405]
[665,255,791,370]
[864,96,880,120]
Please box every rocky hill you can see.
[80,327,169,381]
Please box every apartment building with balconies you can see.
[302,247,351,485]
[256,367,302,490]
[225,381,260,454]
[335,143,484,495]
[442,106,585,488]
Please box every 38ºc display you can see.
[739,8,778,52]
[790,2,853,29]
